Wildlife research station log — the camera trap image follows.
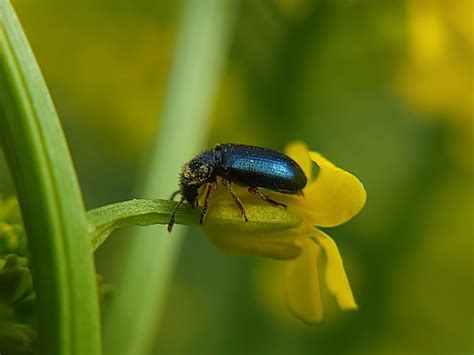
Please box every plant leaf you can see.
[0,2,101,354]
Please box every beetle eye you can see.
[214,149,223,163]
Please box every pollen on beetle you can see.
[179,164,198,187]
[180,165,192,181]
[180,165,191,177]
[199,164,209,174]
[179,161,213,187]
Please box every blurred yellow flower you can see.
[202,142,366,323]
[398,0,473,168]
[398,0,473,124]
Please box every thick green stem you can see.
[103,1,237,354]
[0,2,101,354]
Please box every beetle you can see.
[167,143,307,232]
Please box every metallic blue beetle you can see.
[168,143,307,232]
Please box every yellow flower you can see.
[201,142,366,323]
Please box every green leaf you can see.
[0,2,101,354]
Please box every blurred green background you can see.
[2,0,473,354]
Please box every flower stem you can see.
[86,199,200,252]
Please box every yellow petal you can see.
[297,151,366,227]
[202,185,303,234]
[205,231,302,260]
[284,141,313,181]
[312,229,358,310]
[285,237,324,323]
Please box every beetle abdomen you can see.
[216,144,307,193]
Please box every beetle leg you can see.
[248,187,287,208]
[222,178,248,222]
[197,184,208,199]
[200,181,217,224]
[168,196,186,233]
[295,190,305,197]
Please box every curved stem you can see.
[0,2,101,354]
[87,199,200,251]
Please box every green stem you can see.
[103,2,236,354]
[0,2,101,354]
[87,199,200,252]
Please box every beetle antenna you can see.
[169,189,181,201]
[168,196,186,233]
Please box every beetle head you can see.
[179,149,219,205]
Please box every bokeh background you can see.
[1,0,473,354]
